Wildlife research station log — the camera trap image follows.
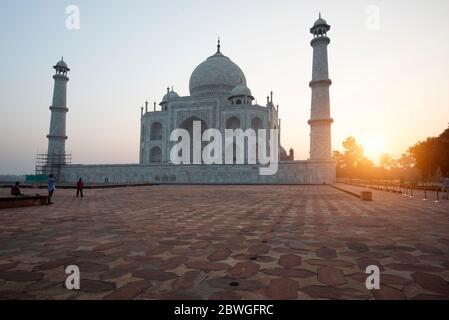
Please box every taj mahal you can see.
[41,16,336,185]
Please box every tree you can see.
[408,137,440,181]
[332,150,343,161]
[341,137,365,168]
[398,153,415,169]
[335,137,375,178]
[407,125,449,180]
[437,126,449,176]
[379,153,396,170]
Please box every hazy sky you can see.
[1,0,448,174]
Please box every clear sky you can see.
[1,0,448,174]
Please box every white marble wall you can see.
[59,161,336,185]
[140,95,277,165]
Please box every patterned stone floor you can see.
[0,185,448,300]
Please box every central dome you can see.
[189,50,246,97]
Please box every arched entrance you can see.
[178,116,208,163]
[149,146,162,163]
[150,122,162,140]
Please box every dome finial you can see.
[217,37,221,53]
[319,12,321,19]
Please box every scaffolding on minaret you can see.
[35,152,71,177]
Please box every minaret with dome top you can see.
[45,57,70,176]
[308,13,334,160]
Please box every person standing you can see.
[48,174,56,204]
[442,177,449,200]
[76,178,84,198]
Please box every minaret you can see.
[46,57,70,174]
[308,14,333,160]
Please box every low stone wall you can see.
[58,161,336,185]
[0,195,48,209]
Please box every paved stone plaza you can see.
[0,185,448,300]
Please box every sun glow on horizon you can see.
[362,136,386,163]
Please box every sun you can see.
[362,136,385,160]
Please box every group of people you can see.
[47,175,85,203]
[10,175,85,204]
[47,175,85,204]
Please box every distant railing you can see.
[337,178,448,202]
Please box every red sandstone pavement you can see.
[0,185,448,300]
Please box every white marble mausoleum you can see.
[43,16,336,185]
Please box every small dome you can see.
[280,146,287,155]
[314,17,327,26]
[55,58,68,69]
[230,84,252,97]
[53,57,70,72]
[161,90,179,103]
[310,14,330,35]
[280,147,288,160]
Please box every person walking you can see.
[76,178,84,198]
[48,174,56,204]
